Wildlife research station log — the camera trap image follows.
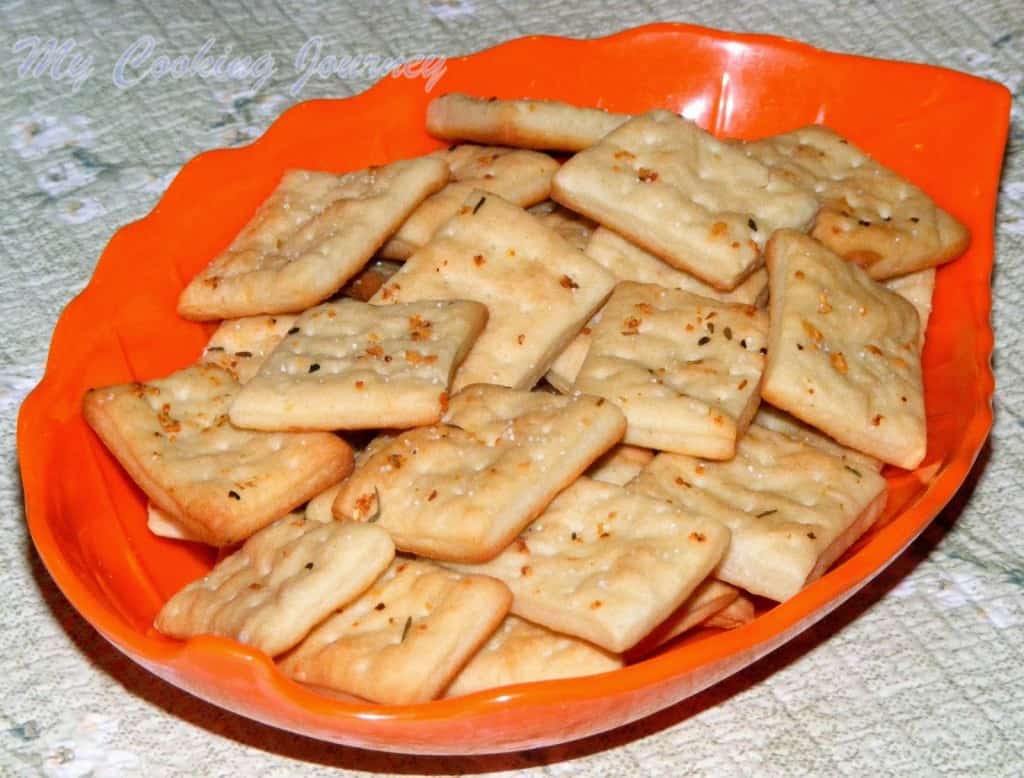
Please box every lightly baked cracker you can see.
[155,513,394,656]
[628,579,740,657]
[884,268,935,347]
[586,444,655,486]
[279,558,511,704]
[753,404,882,473]
[371,191,615,391]
[551,110,819,290]
[445,615,622,698]
[426,93,630,152]
[544,227,768,392]
[229,299,487,431]
[574,281,769,459]
[527,200,598,251]
[630,424,888,601]
[761,230,926,469]
[333,384,626,562]
[705,594,755,630]
[83,364,353,546]
[447,477,729,653]
[380,145,558,259]
[745,125,968,279]
[178,158,450,320]
[200,313,298,384]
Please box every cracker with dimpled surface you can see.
[586,444,655,486]
[629,579,740,656]
[551,111,819,290]
[200,314,298,384]
[884,268,935,347]
[155,514,393,656]
[426,93,630,152]
[762,230,926,469]
[745,126,968,279]
[372,192,615,391]
[544,227,767,392]
[527,201,598,251]
[380,145,558,259]
[574,282,769,459]
[333,385,626,563]
[279,558,511,704]
[445,615,621,698]
[630,424,888,601]
[229,299,487,431]
[754,404,882,474]
[83,364,353,546]
[178,159,449,320]
[447,477,729,653]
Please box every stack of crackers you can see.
[84,93,967,705]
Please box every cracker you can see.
[745,126,969,278]
[630,424,888,601]
[574,282,769,459]
[147,502,199,541]
[884,268,936,346]
[762,230,926,469]
[544,228,769,392]
[754,404,882,473]
[445,615,621,698]
[585,226,769,305]
[229,299,487,431]
[341,259,403,302]
[279,558,511,704]
[371,192,615,391]
[333,385,626,562]
[155,514,394,656]
[177,159,450,320]
[705,594,755,630]
[426,93,630,152]
[630,579,740,655]
[200,314,298,384]
[528,201,598,251]
[587,444,655,486]
[447,477,729,652]
[380,145,558,259]
[551,111,819,290]
[83,364,353,546]
[303,483,344,524]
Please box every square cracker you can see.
[762,230,926,469]
[177,158,450,320]
[754,404,882,474]
[528,201,598,251]
[371,192,615,391]
[380,145,558,259]
[884,268,935,347]
[447,477,729,653]
[586,444,655,486]
[629,579,740,656]
[155,514,394,656]
[83,364,353,546]
[445,615,621,698]
[426,93,630,152]
[200,314,298,384]
[333,385,626,562]
[551,110,819,290]
[544,227,768,392]
[745,126,968,279]
[630,424,888,601]
[228,299,487,431]
[279,558,511,704]
[705,594,755,630]
[574,281,769,459]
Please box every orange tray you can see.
[18,23,1010,754]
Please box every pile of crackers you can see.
[83,93,968,705]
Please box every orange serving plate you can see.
[18,23,1010,754]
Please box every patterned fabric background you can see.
[1,1,1021,775]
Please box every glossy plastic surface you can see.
[18,23,1010,754]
